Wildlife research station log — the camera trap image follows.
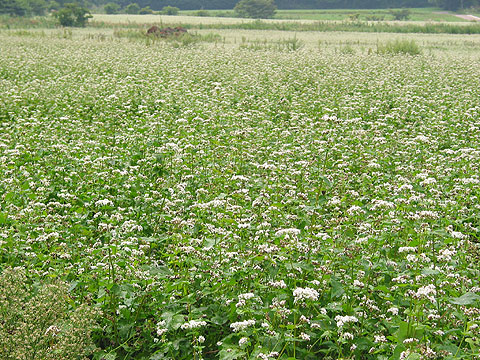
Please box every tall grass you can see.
[90,18,480,34]
[377,39,422,55]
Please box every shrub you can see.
[138,5,152,14]
[234,0,276,19]
[54,3,92,27]
[124,2,139,14]
[162,5,179,15]
[377,39,421,55]
[104,2,119,14]
[390,8,411,21]
[0,267,98,360]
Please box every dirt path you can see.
[455,14,480,21]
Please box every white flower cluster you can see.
[156,320,168,336]
[230,319,255,332]
[236,292,255,307]
[257,352,279,360]
[95,198,113,207]
[398,246,416,253]
[415,284,437,303]
[335,315,358,328]
[293,287,319,303]
[181,319,207,330]
[275,228,301,237]
[438,248,456,262]
[268,280,287,288]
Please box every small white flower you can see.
[238,337,249,346]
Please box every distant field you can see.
[179,7,466,22]
[89,13,480,35]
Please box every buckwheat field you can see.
[1,27,480,359]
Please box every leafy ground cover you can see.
[0,31,480,359]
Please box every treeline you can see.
[1,0,478,16]
[96,0,433,10]
[90,0,479,11]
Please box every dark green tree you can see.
[54,2,91,26]
[427,0,476,10]
[48,0,60,11]
[138,5,152,13]
[104,1,119,13]
[0,0,27,15]
[162,5,179,14]
[124,2,139,13]
[234,0,276,18]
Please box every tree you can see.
[124,2,139,13]
[162,5,179,14]
[0,0,25,15]
[138,5,152,13]
[48,0,60,11]
[104,1,119,13]
[54,2,92,26]
[428,0,466,10]
[234,0,276,19]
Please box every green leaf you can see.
[395,321,409,342]
[421,268,440,276]
[218,348,246,360]
[450,292,480,305]
[331,279,344,299]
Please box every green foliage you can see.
[234,0,277,19]
[124,2,139,14]
[104,1,119,14]
[390,8,411,20]
[428,0,464,11]
[377,38,421,55]
[162,5,179,15]
[48,0,59,10]
[0,267,98,359]
[138,5,152,14]
[54,2,92,27]
[194,9,209,16]
[0,0,46,16]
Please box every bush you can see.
[54,2,92,27]
[0,267,98,359]
[234,0,276,19]
[124,2,139,14]
[377,39,421,55]
[390,8,411,21]
[104,2,119,14]
[138,5,152,14]
[162,5,179,15]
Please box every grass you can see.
[1,22,480,360]
[88,16,480,34]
